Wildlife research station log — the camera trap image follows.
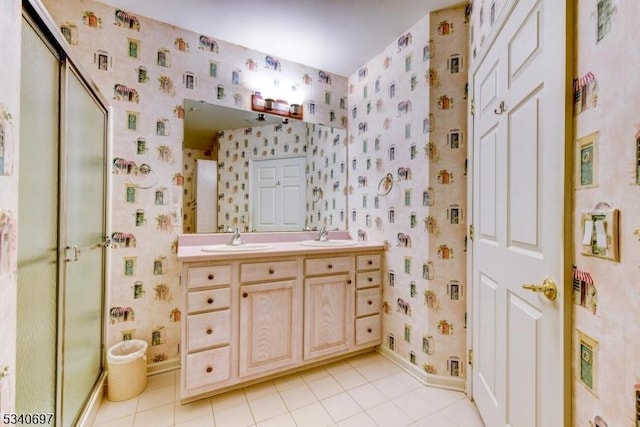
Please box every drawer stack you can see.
[354,254,382,346]
[184,264,233,395]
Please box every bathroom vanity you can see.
[176,233,384,402]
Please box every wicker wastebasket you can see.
[107,339,148,401]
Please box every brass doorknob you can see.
[522,278,558,301]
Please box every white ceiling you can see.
[96,0,463,76]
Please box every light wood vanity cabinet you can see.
[180,248,382,402]
[238,259,302,378]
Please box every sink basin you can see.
[200,243,273,252]
[299,240,358,247]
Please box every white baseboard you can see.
[146,357,181,375]
[376,346,466,392]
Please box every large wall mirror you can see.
[182,99,348,234]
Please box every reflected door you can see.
[251,157,305,231]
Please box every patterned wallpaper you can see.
[570,1,640,426]
[347,7,468,382]
[182,121,347,233]
[0,0,20,414]
[43,0,348,365]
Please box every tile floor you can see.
[92,352,485,427]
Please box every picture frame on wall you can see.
[577,330,599,396]
[576,132,599,189]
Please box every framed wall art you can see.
[576,132,599,189]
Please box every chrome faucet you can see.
[227,227,244,246]
[315,227,329,242]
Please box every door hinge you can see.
[469,224,474,241]
[470,98,475,116]
[468,349,473,366]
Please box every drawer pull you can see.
[367,328,372,333]
[207,274,214,280]
[368,277,373,282]
[367,260,373,265]
[242,292,248,298]
[269,268,275,274]
[347,279,352,284]
[206,328,213,335]
[207,298,214,304]
[328,264,333,269]
[367,299,373,305]
[206,366,213,373]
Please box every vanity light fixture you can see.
[251,93,303,120]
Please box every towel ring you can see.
[130,163,159,189]
[312,186,324,202]
[377,173,394,196]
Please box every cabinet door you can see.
[304,274,353,360]
[239,279,301,377]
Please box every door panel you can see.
[304,274,352,360]
[479,129,498,240]
[60,64,107,427]
[507,294,541,427]
[17,16,60,414]
[257,187,277,227]
[239,280,300,377]
[507,91,541,249]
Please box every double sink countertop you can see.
[177,231,385,262]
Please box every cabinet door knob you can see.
[206,328,213,335]
[206,366,213,373]
[368,277,373,282]
[328,264,333,269]
[269,268,275,274]
[242,292,248,298]
[368,260,374,265]
[208,274,214,280]
[367,328,372,333]
[347,279,352,284]
[367,299,373,305]
[207,298,214,304]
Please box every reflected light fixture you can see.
[251,93,303,120]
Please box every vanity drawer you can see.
[355,315,381,346]
[356,271,381,289]
[240,259,298,283]
[187,310,231,352]
[187,287,231,313]
[355,288,381,317]
[185,346,231,392]
[187,265,233,289]
[305,256,352,276]
[356,254,381,271]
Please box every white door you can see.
[251,157,305,231]
[470,0,569,426]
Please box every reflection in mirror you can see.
[182,99,348,233]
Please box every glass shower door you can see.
[58,64,107,426]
